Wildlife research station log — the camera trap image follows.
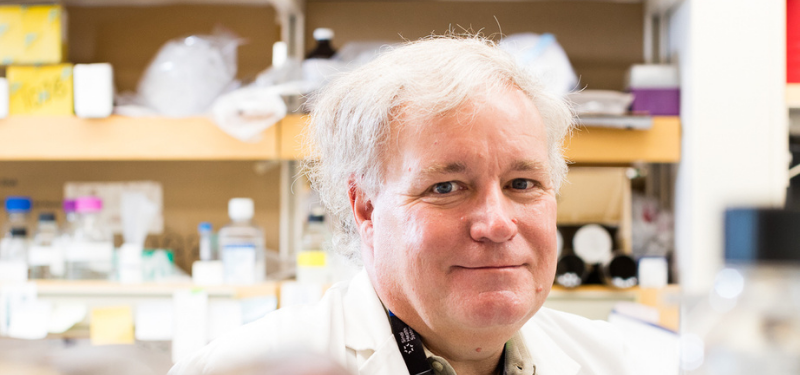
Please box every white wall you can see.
[670,0,788,293]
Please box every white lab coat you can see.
[169,270,634,375]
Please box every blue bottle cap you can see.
[198,222,212,233]
[5,196,32,212]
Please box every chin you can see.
[457,291,536,329]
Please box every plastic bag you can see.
[138,29,243,117]
[212,86,287,142]
[499,33,578,96]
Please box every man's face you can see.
[359,88,558,335]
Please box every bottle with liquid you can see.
[297,206,331,284]
[66,197,113,280]
[2,196,32,237]
[29,213,59,279]
[0,228,28,282]
[198,222,215,261]
[219,198,266,285]
[306,28,336,59]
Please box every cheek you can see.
[520,198,559,266]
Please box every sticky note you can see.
[0,5,64,65]
[90,306,135,345]
[8,64,73,115]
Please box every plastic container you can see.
[219,198,266,284]
[65,197,113,280]
[29,212,60,279]
[297,206,331,284]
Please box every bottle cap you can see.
[75,196,103,213]
[5,196,31,212]
[725,208,800,262]
[63,199,76,213]
[198,222,212,233]
[313,28,334,41]
[228,198,254,221]
[10,227,27,237]
[38,212,56,222]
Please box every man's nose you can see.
[469,186,518,243]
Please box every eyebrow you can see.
[420,162,467,176]
[417,159,547,176]
[511,159,548,172]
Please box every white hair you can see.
[304,36,574,265]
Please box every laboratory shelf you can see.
[279,114,682,163]
[0,115,279,161]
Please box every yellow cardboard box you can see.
[0,4,64,65]
[8,64,74,115]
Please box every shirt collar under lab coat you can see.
[340,270,581,375]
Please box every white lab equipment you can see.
[297,206,331,284]
[0,78,8,119]
[118,192,158,284]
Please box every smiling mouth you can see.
[455,265,524,270]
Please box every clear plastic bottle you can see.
[0,227,28,281]
[219,198,265,284]
[29,212,59,279]
[198,222,215,261]
[1,196,32,261]
[65,197,113,280]
[297,206,331,284]
[682,209,800,375]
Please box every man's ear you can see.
[348,177,375,249]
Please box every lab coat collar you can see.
[343,269,394,352]
[522,318,581,375]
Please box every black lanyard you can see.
[389,310,434,375]
[388,310,508,375]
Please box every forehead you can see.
[384,88,549,178]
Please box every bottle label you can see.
[222,244,256,285]
[29,246,54,266]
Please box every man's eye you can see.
[510,179,535,190]
[432,182,456,194]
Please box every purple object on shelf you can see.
[63,199,76,213]
[75,196,103,213]
[630,88,680,116]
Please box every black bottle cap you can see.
[39,212,56,222]
[725,208,800,262]
[10,227,27,237]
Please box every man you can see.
[170,36,632,375]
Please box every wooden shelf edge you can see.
[0,115,279,161]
